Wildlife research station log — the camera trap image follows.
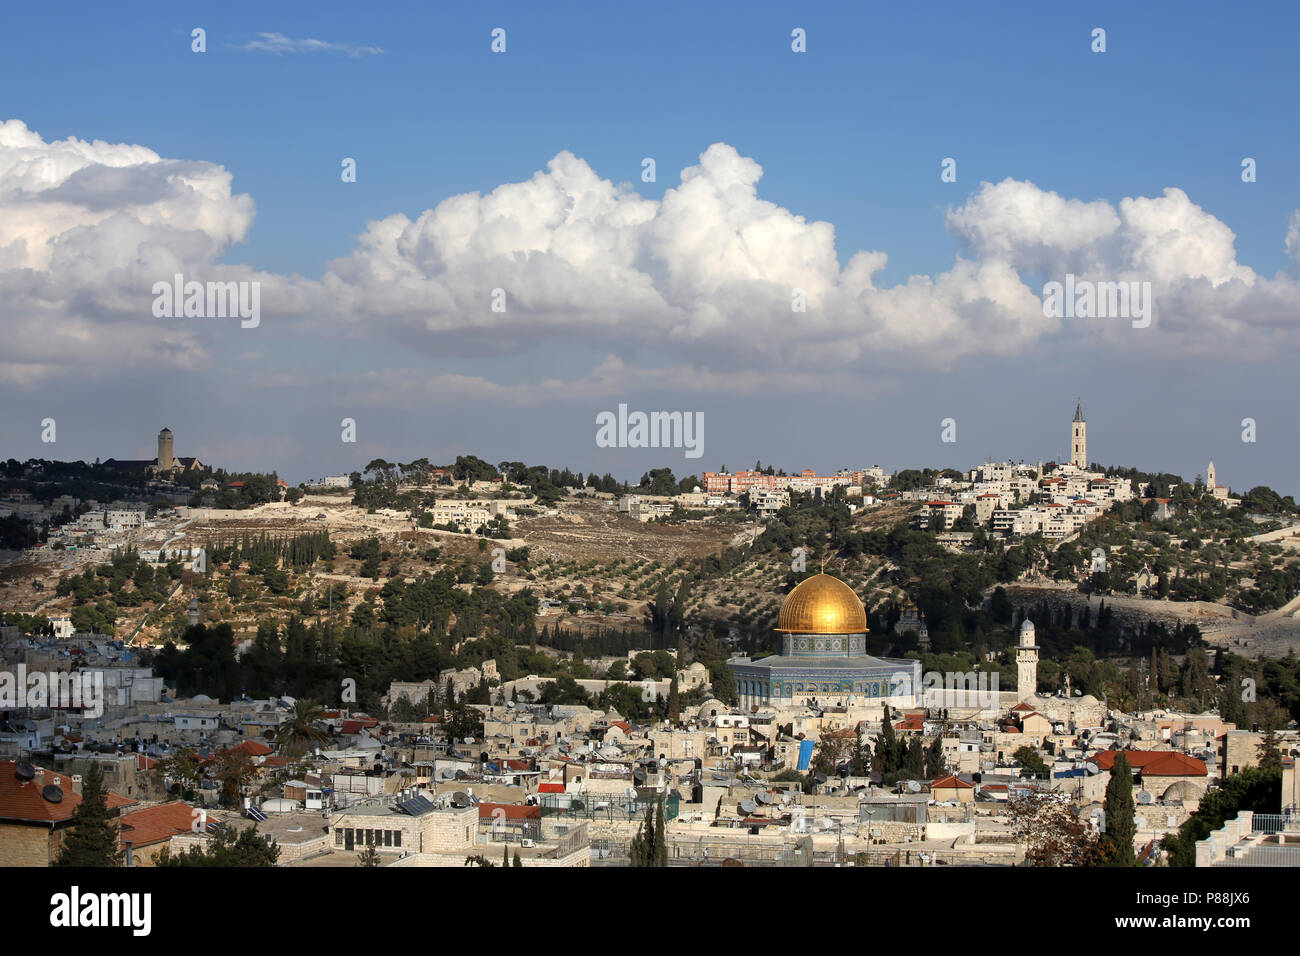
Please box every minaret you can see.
[158,427,174,471]
[1071,400,1087,469]
[1017,618,1039,696]
[1207,460,1216,491]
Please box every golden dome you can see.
[775,573,868,634]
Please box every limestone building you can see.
[1016,618,1039,694]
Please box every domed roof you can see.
[775,573,867,634]
[1020,619,1035,632]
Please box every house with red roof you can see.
[930,775,976,803]
[1085,750,1208,805]
[119,800,199,866]
[0,760,136,866]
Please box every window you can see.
[394,830,401,848]
[384,829,393,846]
[335,829,343,846]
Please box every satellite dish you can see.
[739,799,757,814]
[43,785,64,803]
[907,780,923,793]
[813,772,827,785]
[14,761,35,781]
[756,792,772,805]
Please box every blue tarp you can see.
[797,739,815,771]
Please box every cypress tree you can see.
[654,796,668,867]
[924,734,947,778]
[1103,751,1137,865]
[55,764,124,867]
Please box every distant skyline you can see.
[2,3,1298,493]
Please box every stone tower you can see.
[1207,460,1216,491]
[1017,618,1039,696]
[158,427,174,471]
[1071,400,1087,469]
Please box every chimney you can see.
[71,774,83,796]
[198,808,208,829]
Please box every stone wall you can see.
[0,823,56,866]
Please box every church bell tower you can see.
[1071,400,1087,469]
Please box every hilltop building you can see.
[1206,460,1233,502]
[1071,400,1087,469]
[728,573,919,711]
[105,427,207,477]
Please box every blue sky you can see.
[2,1,1298,491]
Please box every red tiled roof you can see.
[537,782,565,793]
[930,775,974,789]
[224,740,273,757]
[120,800,196,848]
[0,761,135,824]
[1089,750,1207,777]
[478,803,540,821]
[609,721,631,734]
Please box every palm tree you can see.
[275,698,328,757]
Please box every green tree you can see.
[54,763,124,867]
[1102,752,1137,865]
[275,698,328,757]
[1258,729,1283,771]
[629,797,667,867]
[158,824,280,866]
[924,734,948,778]
[1013,745,1049,779]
